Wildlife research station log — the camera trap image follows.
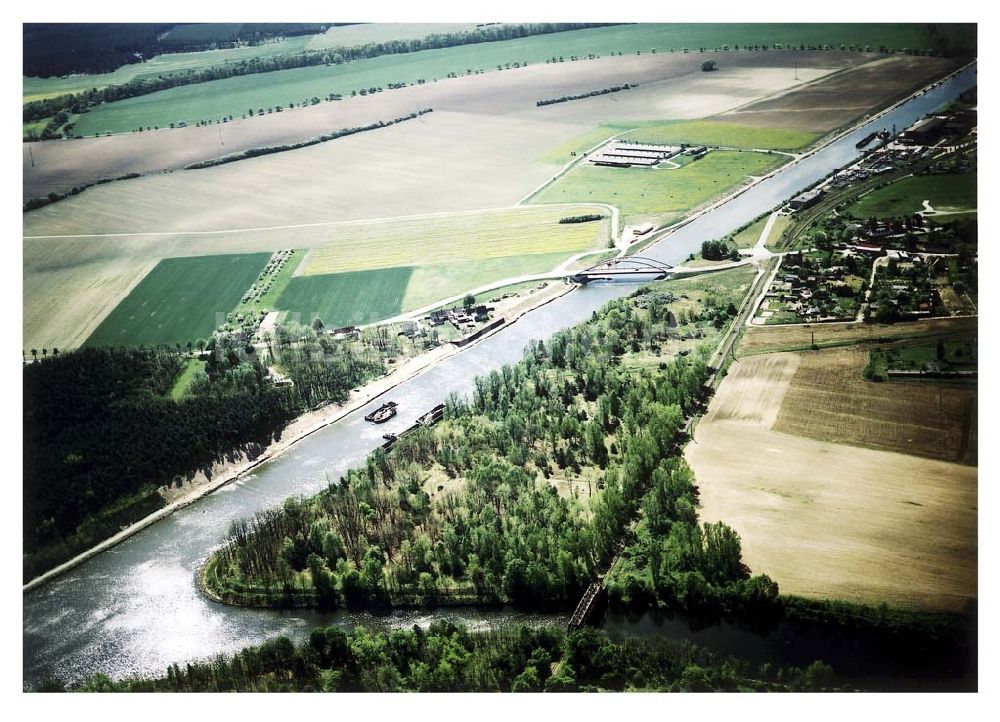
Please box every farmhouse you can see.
[398,319,422,337]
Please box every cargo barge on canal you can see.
[364,401,398,424]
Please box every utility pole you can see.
[218,125,224,147]
[28,146,35,167]
[794,61,799,81]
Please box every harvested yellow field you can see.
[298,206,609,274]
[739,316,978,355]
[687,350,977,612]
[690,423,977,612]
[703,352,800,427]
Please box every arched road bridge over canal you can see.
[570,255,674,284]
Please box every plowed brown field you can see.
[687,348,977,612]
[739,316,978,355]
[718,55,966,132]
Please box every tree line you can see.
[23,112,431,211]
[536,83,636,107]
[183,110,432,170]
[559,214,606,224]
[23,23,613,125]
[24,23,333,77]
[23,173,141,212]
[63,620,842,692]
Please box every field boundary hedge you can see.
[184,109,432,170]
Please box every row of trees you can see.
[23,173,141,212]
[536,83,635,107]
[183,110,432,170]
[24,23,331,77]
[23,23,611,124]
[68,621,839,692]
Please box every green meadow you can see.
[531,149,785,227]
[618,120,820,151]
[848,173,977,218]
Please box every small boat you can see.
[382,432,397,441]
[365,401,398,424]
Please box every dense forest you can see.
[23,326,386,581]
[23,23,335,77]
[203,277,759,610]
[23,23,612,127]
[63,621,842,692]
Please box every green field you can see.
[848,173,977,218]
[23,24,482,104]
[882,336,977,371]
[401,252,574,311]
[276,267,413,327]
[530,150,784,226]
[24,38,315,103]
[537,120,817,166]
[276,251,579,326]
[619,120,820,151]
[84,253,269,347]
[727,212,792,249]
[731,216,770,248]
[537,126,624,164]
[65,23,941,135]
